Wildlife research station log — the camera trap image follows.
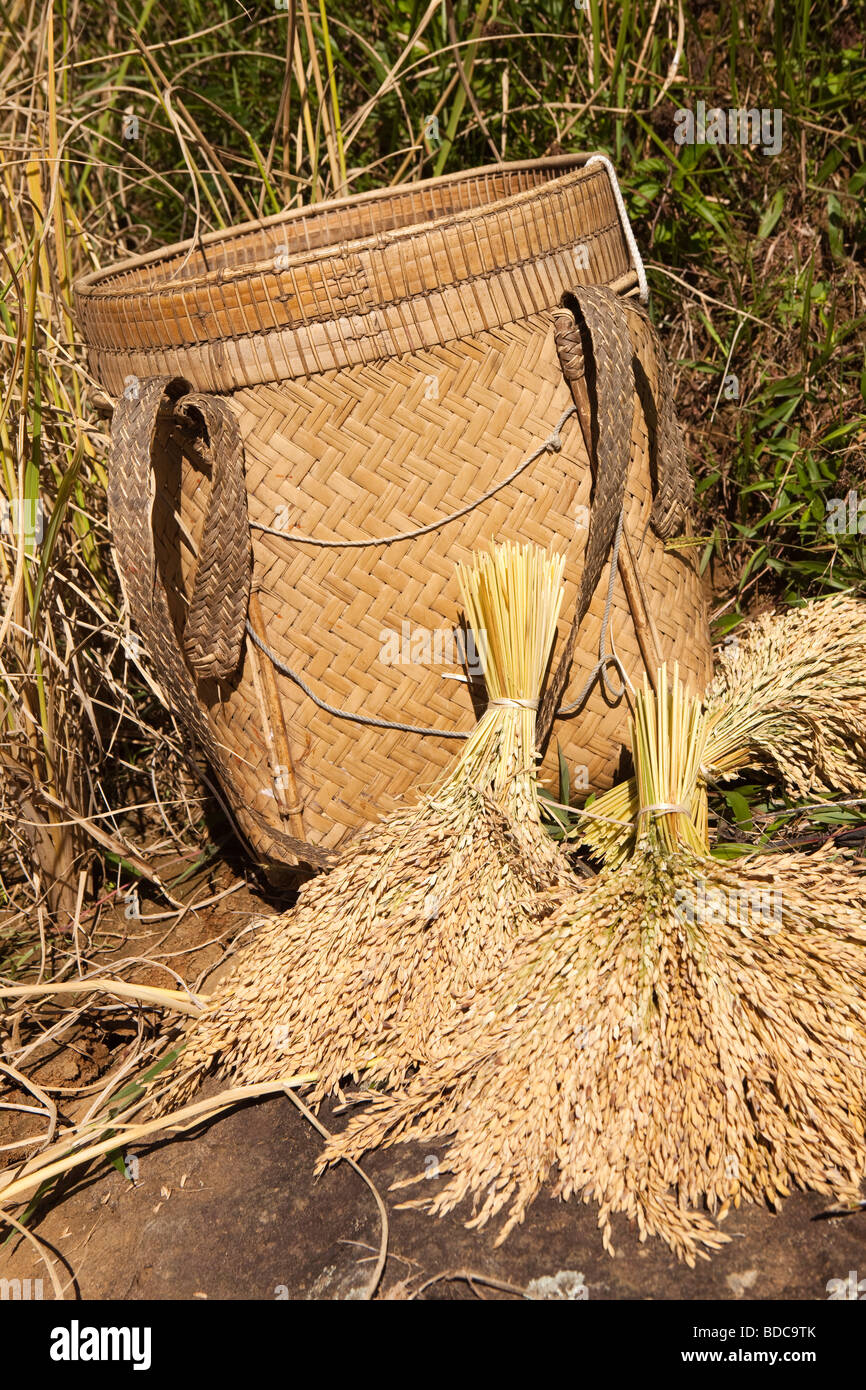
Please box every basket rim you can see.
[74,152,602,301]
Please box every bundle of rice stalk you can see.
[321,665,866,1265]
[580,591,866,867]
[152,541,579,1113]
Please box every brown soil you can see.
[2,872,864,1301]
[3,1081,865,1301]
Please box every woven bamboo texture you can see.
[75,155,712,864]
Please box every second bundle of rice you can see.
[322,667,866,1264]
[580,591,866,867]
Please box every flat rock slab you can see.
[6,1090,865,1300]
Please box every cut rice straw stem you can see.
[0,1074,321,1207]
[0,1053,390,1207]
[632,663,710,856]
[2,1075,389,1302]
[0,1205,65,1302]
[439,540,565,813]
[0,980,205,1016]
[580,593,866,866]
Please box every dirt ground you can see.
[2,868,865,1302]
[3,1082,864,1301]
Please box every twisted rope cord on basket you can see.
[248,518,627,736]
[245,622,469,738]
[246,396,636,738]
[585,154,649,304]
[248,406,578,547]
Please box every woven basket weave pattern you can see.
[79,162,636,392]
[76,156,712,861]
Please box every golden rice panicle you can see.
[149,542,576,1117]
[322,675,866,1264]
[706,592,866,796]
[576,594,866,868]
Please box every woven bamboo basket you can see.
[74,153,712,869]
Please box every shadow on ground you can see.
[5,1087,864,1300]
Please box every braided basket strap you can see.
[537,286,632,744]
[174,392,252,678]
[107,376,334,870]
[624,299,695,539]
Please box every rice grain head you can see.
[321,668,866,1264]
[580,592,866,868]
[706,592,866,796]
[151,542,580,1112]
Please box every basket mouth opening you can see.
[76,154,595,297]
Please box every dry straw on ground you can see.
[322,667,866,1264]
[151,541,580,1112]
[580,592,866,867]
